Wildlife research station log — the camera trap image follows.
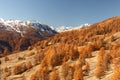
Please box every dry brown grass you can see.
[27,51,35,57]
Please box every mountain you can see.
[0,18,57,57]
[55,23,90,32]
[24,16,120,80]
[1,16,120,80]
[0,18,56,35]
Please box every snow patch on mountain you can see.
[0,18,56,36]
[56,23,90,32]
[0,18,4,22]
[0,18,90,34]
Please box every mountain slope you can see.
[0,18,57,57]
[28,16,120,80]
[1,16,120,80]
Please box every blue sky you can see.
[0,0,120,27]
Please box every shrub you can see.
[38,66,49,80]
[104,52,111,70]
[78,53,85,66]
[110,45,120,59]
[26,61,32,70]
[2,67,11,78]
[33,52,44,66]
[92,38,104,50]
[28,46,33,50]
[27,52,35,57]
[13,63,27,75]
[69,45,79,60]
[66,66,74,80]
[49,70,60,80]
[112,58,120,67]
[95,63,105,79]
[95,47,108,78]
[74,66,83,80]
[44,46,64,68]
[61,62,75,80]
[30,65,50,80]
[111,65,120,80]
[4,56,9,61]
[61,62,69,79]
[83,62,90,75]
[85,44,93,58]
[33,58,38,66]
[30,74,38,80]
[18,56,25,60]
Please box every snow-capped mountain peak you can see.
[0,18,90,34]
[0,18,4,22]
[56,23,90,32]
[0,18,56,36]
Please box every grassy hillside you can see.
[1,16,120,80]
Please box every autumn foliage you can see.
[2,17,120,79]
[110,45,120,80]
[2,67,11,78]
[13,63,27,75]
[73,61,84,80]
[4,56,9,61]
[49,70,60,80]
[95,47,111,78]
[26,61,32,70]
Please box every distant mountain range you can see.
[0,18,90,33]
[55,23,90,32]
[0,18,56,36]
